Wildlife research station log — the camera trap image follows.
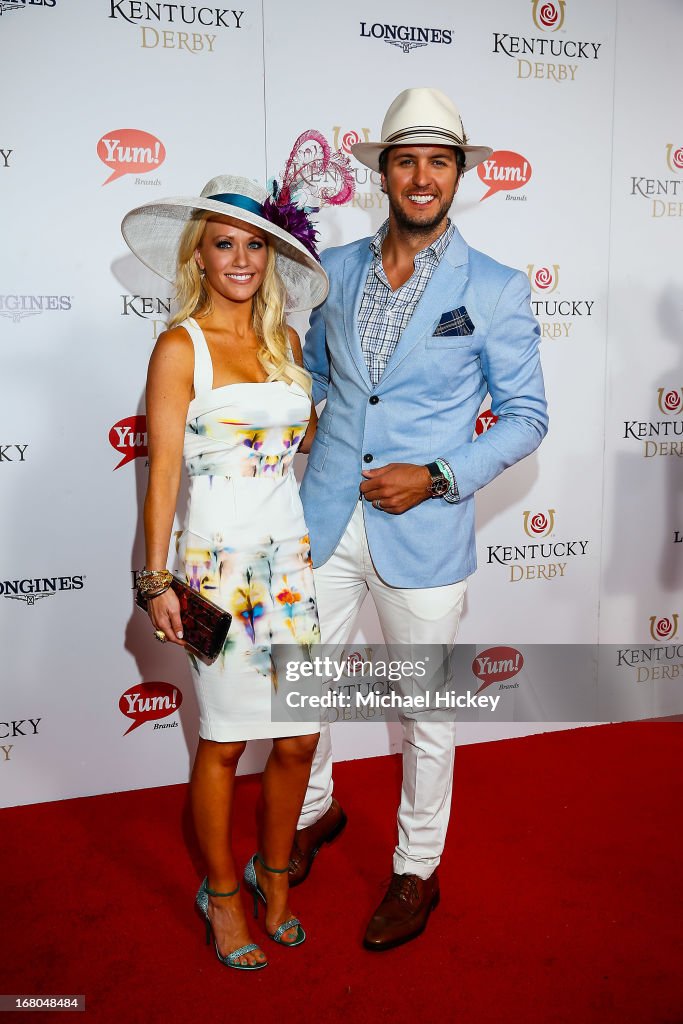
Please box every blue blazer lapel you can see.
[379,229,470,386]
[342,247,373,389]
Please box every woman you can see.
[121,175,328,971]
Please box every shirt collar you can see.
[369,218,455,264]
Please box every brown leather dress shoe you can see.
[363,871,440,951]
[288,798,347,887]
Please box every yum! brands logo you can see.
[478,152,532,202]
[487,509,589,583]
[623,386,683,459]
[97,129,165,186]
[475,409,499,436]
[110,416,148,469]
[472,646,524,694]
[119,682,182,735]
[649,615,679,643]
[526,262,595,341]
[531,0,566,32]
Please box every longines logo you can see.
[1,148,12,168]
[0,576,85,605]
[493,1,601,83]
[478,151,532,202]
[630,147,683,219]
[0,444,28,463]
[359,21,452,53]
[0,0,55,13]
[526,264,595,340]
[110,415,148,470]
[623,386,683,459]
[109,2,244,54]
[650,615,679,643]
[486,510,589,583]
[0,294,72,323]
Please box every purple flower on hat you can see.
[262,180,321,262]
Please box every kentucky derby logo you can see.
[665,145,683,173]
[523,510,555,538]
[658,388,683,415]
[649,615,679,643]
[531,0,566,31]
[527,265,559,295]
[332,127,370,155]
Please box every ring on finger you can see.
[373,498,383,511]
[153,629,167,643]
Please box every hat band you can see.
[382,126,464,146]
[208,192,265,217]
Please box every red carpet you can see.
[2,723,682,1024]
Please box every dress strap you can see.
[182,317,213,398]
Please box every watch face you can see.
[431,476,449,497]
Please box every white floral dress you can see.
[177,318,319,741]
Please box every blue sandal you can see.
[195,878,268,970]
[243,854,306,947]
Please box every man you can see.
[291,87,548,950]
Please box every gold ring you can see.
[153,629,167,643]
[373,499,382,511]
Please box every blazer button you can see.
[363,453,374,463]
[369,395,380,405]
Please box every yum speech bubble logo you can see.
[473,647,524,693]
[109,415,148,470]
[475,410,499,435]
[657,387,683,415]
[478,151,532,201]
[649,615,679,643]
[97,129,166,185]
[527,264,560,295]
[119,681,182,735]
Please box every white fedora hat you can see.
[351,87,492,173]
[121,175,329,312]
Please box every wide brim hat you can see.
[351,87,492,173]
[121,175,328,312]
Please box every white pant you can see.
[299,500,467,879]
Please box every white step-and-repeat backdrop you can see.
[2,0,681,807]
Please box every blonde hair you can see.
[169,210,311,394]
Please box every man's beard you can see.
[387,191,454,237]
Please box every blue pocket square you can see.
[433,306,475,337]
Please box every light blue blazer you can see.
[300,227,548,587]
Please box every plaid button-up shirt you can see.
[358,219,455,386]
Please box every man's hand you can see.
[360,463,432,514]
